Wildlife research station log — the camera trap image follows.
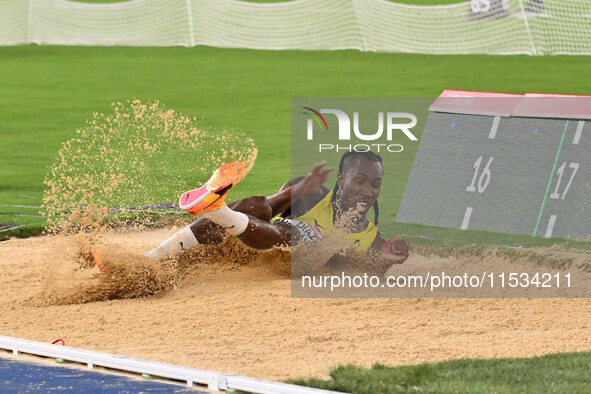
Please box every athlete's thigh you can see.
[228,196,272,221]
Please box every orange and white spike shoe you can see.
[179,161,251,216]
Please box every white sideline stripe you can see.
[488,116,501,139]
[0,225,26,233]
[0,204,41,208]
[461,207,473,230]
[0,335,340,394]
[573,121,584,144]
[545,215,557,238]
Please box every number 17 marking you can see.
[550,162,579,200]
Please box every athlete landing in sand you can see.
[143,151,408,263]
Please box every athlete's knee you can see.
[237,219,290,250]
[229,196,272,221]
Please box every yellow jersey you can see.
[295,190,378,252]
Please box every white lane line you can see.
[461,207,473,230]
[544,215,557,238]
[573,121,584,144]
[488,116,501,139]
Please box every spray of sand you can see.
[37,100,590,303]
[37,234,290,305]
[42,99,256,234]
[291,204,591,297]
[291,204,402,278]
[38,100,259,304]
[4,230,590,381]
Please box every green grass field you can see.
[1,45,591,247]
[290,352,591,393]
[1,41,591,394]
[2,1,591,392]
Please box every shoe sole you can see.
[179,184,213,211]
[179,161,251,211]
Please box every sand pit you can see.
[1,229,590,381]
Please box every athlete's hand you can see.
[380,236,408,263]
[292,161,334,198]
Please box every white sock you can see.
[145,226,199,260]
[201,205,249,236]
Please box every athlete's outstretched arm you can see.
[267,162,334,218]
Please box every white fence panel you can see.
[29,0,192,47]
[0,0,590,55]
[191,0,363,51]
[0,0,28,45]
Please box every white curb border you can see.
[0,335,341,394]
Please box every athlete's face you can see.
[337,157,383,216]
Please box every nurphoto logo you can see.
[303,107,418,153]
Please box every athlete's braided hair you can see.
[330,151,383,225]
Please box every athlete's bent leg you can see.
[189,196,273,244]
[146,161,291,260]
[146,195,288,259]
[196,199,290,250]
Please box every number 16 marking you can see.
[550,162,579,200]
[467,156,493,193]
